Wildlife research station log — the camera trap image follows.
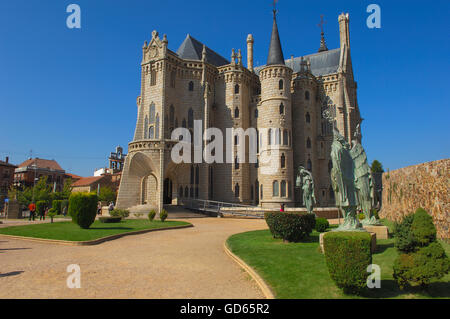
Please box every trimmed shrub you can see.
[52,200,63,214]
[148,210,156,221]
[411,208,436,247]
[323,231,372,294]
[68,192,98,229]
[110,209,130,219]
[47,208,57,223]
[315,217,330,232]
[36,200,47,216]
[160,209,168,222]
[99,216,122,223]
[393,242,450,289]
[264,212,316,242]
[394,214,415,253]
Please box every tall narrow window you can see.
[235,84,240,94]
[279,103,284,115]
[155,114,160,139]
[306,112,311,123]
[260,185,263,199]
[307,159,312,171]
[283,130,288,146]
[149,126,154,139]
[182,118,187,128]
[151,70,156,86]
[149,103,155,123]
[281,180,286,197]
[281,153,286,169]
[188,108,194,129]
[144,116,148,139]
[235,156,240,170]
[273,181,279,197]
[279,79,284,90]
[307,137,311,149]
[234,107,239,118]
[188,81,194,91]
[235,183,240,198]
[305,90,310,100]
[254,108,258,118]
[169,105,175,127]
[275,128,281,145]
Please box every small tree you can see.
[99,187,116,203]
[68,192,98,229]
[370,160,384,173]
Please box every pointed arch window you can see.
[281,180,286,197]
[305,90,310,100]
[283,130,288,146]
[307,159,312,171]
[273,181,279,197]
[306,112,311,123]
[182,118,187,128]
[235,183,240,198]
[279,79,284,90]
[235,156,240,170]
[306,137,311,149]
[234,107,239,118]
[281,153,286,169]
[149,126,155,139]
[155,114,160,139]
[279,103,284,115]
[188,81,194,91]
[235,84,240,94]
[188,108,194,129]
[275,128,281,145]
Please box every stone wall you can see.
[380,159,449,239]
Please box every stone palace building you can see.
[116,10,362,211]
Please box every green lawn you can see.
[227,226,450,299]
[0,219,191,242]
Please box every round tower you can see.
[257,10,294,208]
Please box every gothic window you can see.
[169,105,175,127]
[235,183,240,198]
[235,156,240,170]
[275,128,281,145]
[307,159,312,171]
[254,108,258,118]
[155,114,160,139]
[307,137,311,149]
[151,70,156,86]
[182,118,186,128]
[149,103,155,123]
[234,107,239,118]
[260,185,263,199]
[188,108,194,129]
[273,181,279,197]
[279,103,284,115]
[279,79,284,90]
[281,153,286,169]
[235,84,240,94]
[283,130,288,146]
[306,112,310,123]
[170,71,176,88]
[149,126,155,139]
[144,116,148,139]
[305,90,310,100]
[188,81,194,91]
[281,180,286,197]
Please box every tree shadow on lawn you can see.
[0,271,24,278]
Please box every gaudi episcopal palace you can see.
[116,11,362,212]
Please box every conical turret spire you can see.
[267,9,285,66]
[318,15,328,53]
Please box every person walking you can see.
[108,202,114,215]
[97,202,102,215]
[28,202,36,221]
[62,205,67,217]
[40,205,46,221]
[280,204,285,212]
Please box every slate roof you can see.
[255,48,341,77]
[267,12,285,66]
[176,34,229,67]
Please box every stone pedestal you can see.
[319,232,377,253]
[6,200,21,219]
[363,225,389,239]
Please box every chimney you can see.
[5,156,8,163]
[247,34,254,72]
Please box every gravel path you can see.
[0,217,267,299]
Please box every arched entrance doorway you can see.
[163,178,173,204]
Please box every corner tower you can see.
[257,9,294,208]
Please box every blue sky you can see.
[0,0,449,176]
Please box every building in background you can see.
[14,158,66,192]
[64,173,83,183]
[116,10,362,211]
[109,146,127,173]
[71,175,114,194]
[0,157,17,211]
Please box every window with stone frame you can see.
[188,81,194,91]
[273,181,279,197]
[281,180,286,197]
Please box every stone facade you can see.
[116,12,362,211]
[380,159,449,240]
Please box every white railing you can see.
[178,198,257,216]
